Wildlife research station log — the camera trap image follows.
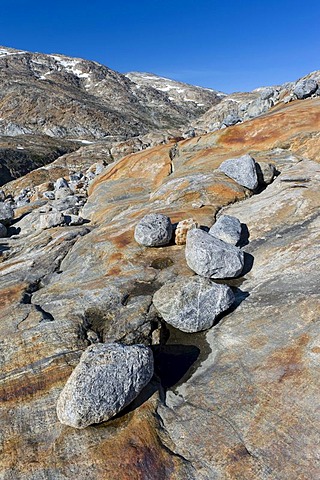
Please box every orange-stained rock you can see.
[0,98,320,479]
[174,218,199,245]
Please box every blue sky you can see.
[1,0,320,93]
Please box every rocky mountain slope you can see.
[0,84,319,480]
[125,71,225,113]
[0,46,222,139]
[195,70,320,132]
[0,46,222,185]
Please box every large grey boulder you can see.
[293,79,318,99]
[153,276,235,333]
[0,222,7,238]
[57,343,154,429]
[186,228,244,278]
[219,154,259,190]
[209,215,242,245]
[134,213,173,247]
[55,187,73,201]
[0,202,14,225]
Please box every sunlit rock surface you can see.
[0,96,319,479]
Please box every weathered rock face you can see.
[0,94,319,479]
[158,158,320,480]
[57,343,154,428]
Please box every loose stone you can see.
[39,212,65,230]
[186,228,244,278]
[219,154,259,190]
[293,80,318,100]
[56,343,154,429]
[0,202,14,225]
[209,215,242,245]
[175,218,199,245]
[153,276,235,332]
[134,213,173,247]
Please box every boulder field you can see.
[0,97,319,479]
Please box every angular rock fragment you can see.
[256,161,276,185]
[153,276,235,332]
[56,343,154,429]
[293,79,318,99]
[54,177,69,190]
[209,215,242,245]
[0,201,14,225]
[186,228,244,278]
[219,154,259,190]
[55,187,73,201]
[39,212,65,230]
[174,218,198,245]
[134,213,173,247]
[0,222,7,237]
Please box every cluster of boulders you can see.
[134,154,274,334]
[0,163,106,236]
[56,153,275,429]
[134,212,244,334]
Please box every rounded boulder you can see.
[134,213,173,247]
[56,343,154,429]
[153,276,235,332]
[186,228,244,279]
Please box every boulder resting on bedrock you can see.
[209,214,242,245]
[153,276,235,332]
[57,343,154,429]
[219,153,259,190]
[293,79,318,99]
[134,213,173,247]
[186,228,244,278]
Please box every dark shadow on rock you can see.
[237,223,250,247]
[114,342,201,420]
[113,378,160,419]
[152,343,200,389]
[229,287,250,310]
[0,243,10,254]
[7,226,21,236]
[200,225,210,233]
[241,252,254,275]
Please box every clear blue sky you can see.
[1,0,320,93]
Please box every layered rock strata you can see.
[0,96,319,479]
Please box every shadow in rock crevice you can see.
[0,243,10,254]
[114,342,201,421]
[241,252,254,276]
[237,223,250,247]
